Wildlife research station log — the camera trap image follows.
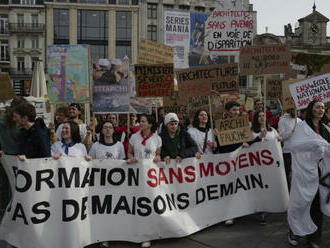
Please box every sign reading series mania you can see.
[289,73,330,109]
[0,141,288,248]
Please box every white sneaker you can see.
[141,241,151,248]
[225,219,234,225]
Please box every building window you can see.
[0,15,8,34]
[116,11,131,58]
[17,14,24,27]
[32,36,39,48]
[54,9,69,44]
[17,57,25,71]
[80,0,106,4]
[118,0,128,4]
[210,7,215,12]
[109,0,116,4]
[32,14,38,27]
[147,3,157,19]
[179,5,190,10]
[0,40,9,61]
[78,10,108,60]
[195,6,205,12]
[163,4,173,9]
[17,36,24,48]
[132,0,138,5]
[21,0,36,4]
[239,76,247,87]
[147,25,157,41]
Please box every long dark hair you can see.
[192,109,210,129]
[99,121,117,144]
[305,100,330,143]
[251,111,271,133]
[62,120,81,143]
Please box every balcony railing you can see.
[0,56,10,62]
[8,23,45,33]
[10,68,32,75]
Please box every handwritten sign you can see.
[281,79,298,111]
[163,96,188,115]
[240,44,291,76]
[135,64,174,97]
[266,78,282,100]
[204,0,256,57]
[245,97,254,111]
[289,73,330,110]
[138,39,174,65]
[215,116,253,146]
[176,64,238,98]
[0,74,15,102]
[187,96,209,118]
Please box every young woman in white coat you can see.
[287,100,330,248]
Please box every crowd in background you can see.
[0,97,329,248]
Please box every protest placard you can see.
[138,39,174,65]
[204,1,256,57]
[215,115,253,146]
[47,45,90,103]
[266,78,282,100]
[164,11,190,68]
[176,64,238,98]
[135,63,174,97]
[163,96,188,116]
[245,97,254,111]
[281,79,298,111]
[187,96,209,118]
[240,44,291,76]
[289,73,330,110]
[0,140,288,248]
[93,58,130,113]
[0,74,15,102]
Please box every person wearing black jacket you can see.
[13,102,51,160]
[160,113,199,164]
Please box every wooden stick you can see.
[127,113,130,137]
[155,105,158,123]
[263,75,267,127]
[208,96,213,128]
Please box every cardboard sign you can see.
[240,44,291,76]
[289,73,330,110]
[204,0,256,57]
[177,64,239,98]
[137,39,174,65]
[187,96,209,119]
[135,63,174,97]
[245,97,254,111]
[163,96,188,115]
[215,115,253,146]
[266,78,282,100]
[281,79,298,111]
[0,74,15,102]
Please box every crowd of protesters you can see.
[0,97,329,248]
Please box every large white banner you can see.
[289,73,330,110]
[0,140,288,248]
[164,11,190,69]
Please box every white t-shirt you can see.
[129,131,162,160]
[51,141,87,157]
[88,141,125,160]
[56,123,87,142]
[252,127,279,141]
[187,127,214,154]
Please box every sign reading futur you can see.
[204,0,256,57]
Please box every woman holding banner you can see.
[51,120,92,161]
[287,100,330,248]
[88,121,125,160]
[188,110,216,155]
[127,114,161,248]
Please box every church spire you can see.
[313,1,316,12]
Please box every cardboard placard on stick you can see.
[215,116,253,146]
[240,44,291,76]
[176,64,239,98]
[0,74,15,102]
[135,63,174,97]
[163,96,188,116]
[137,39,174,65]
[281,79,299,111]
[266,78,282,100]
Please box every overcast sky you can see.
[249,0,330,36]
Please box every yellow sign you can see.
[0,74,15,102]
[215,116,253,146]
[137,39,174,64]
